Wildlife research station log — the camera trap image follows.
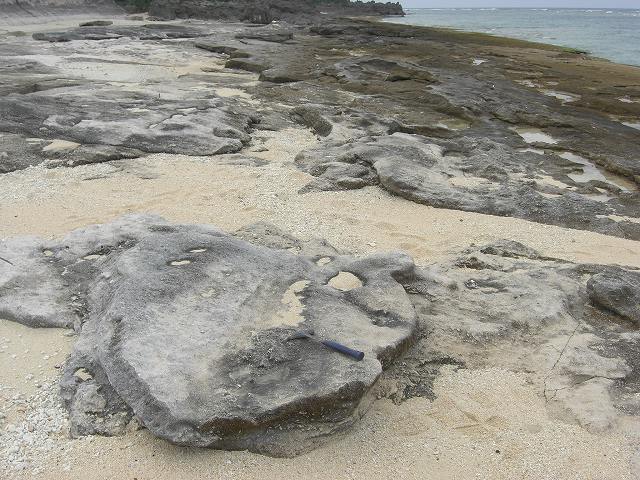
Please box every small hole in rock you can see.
[328,272,363,291]
[169,260,191,266]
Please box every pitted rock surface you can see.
[31,24,204,42]
[295,133,640,239]
[3,217,640,453]
[587,269,640,327]
[0,215,418,456]
[0,0,124,26]
[0,85,253,159]
[147,0,404,22]
[387,241,640,434]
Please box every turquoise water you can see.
[384,8,640,66]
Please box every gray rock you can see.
[291,105,333,137]
[68,380,132,437]
[0,0,124,26]
[236,31,294,43]
[295,133,640,239]
[259,67,303,84]
[1,215,417,456]
[147,0,404,23]
[225,57,270,73]
[0,84,254,172]
[587,269,640,326]
[195,41,250,58]
[32,24,203,42]
[4,215,640,449]
[79,20,114,27]
[0,236,77,328]
[332,57,436,84]
[390,241,640,433]
[479,240,541,260]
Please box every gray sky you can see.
[401,1,640,7]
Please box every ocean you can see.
[384,8,640,67]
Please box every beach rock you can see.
[259,67,303,83]
[0,84,254,170]
[225,57,270,73]
[3,215,640,450]
[587,269,640,326]
[0,237,77,328]
[236,31,294,43]
[0,216,168,329]
[79,20,113,27]
[0,0,124,26]
[389,242,640,433]
[1,215,417,456]
[0,133,143,172]
[291,105,333,137]
[295,133,640,239]
[147,0,404,22]
[32,24,203,42]
[195,42,250,58]
[333,57,437,84]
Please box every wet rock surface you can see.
[0,215,418,456]
[1,14,638,242]
[295,133,640,239]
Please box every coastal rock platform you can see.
[1,215,418,456]
[1,1,640,477]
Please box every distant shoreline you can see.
[384,7,640,67]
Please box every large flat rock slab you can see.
[0,21,264,173]
[295,133,640,239]
[31,24,204,42]
[0,215,417,456]
[0,0,124,26]
[0,82,255,171]
[391,240,640,435]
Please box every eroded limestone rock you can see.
[3,217,640,453]
[295,133,640,239]
[385,241,640,435]
[1,215,418,456]
[32,24,203,42]
[587,269,640,326]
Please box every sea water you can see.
[384,8,640,66]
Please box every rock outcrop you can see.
[148,0,404,23]
[0,215,418,456]
[0,0,124,26]
[587,269,640,327]
[295,133,640,239]
[389,241,640,435]
[2,217,640,453]
[31,24,203,42]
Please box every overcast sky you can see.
[401,1,640,7]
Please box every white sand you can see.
[2,19,640,478]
